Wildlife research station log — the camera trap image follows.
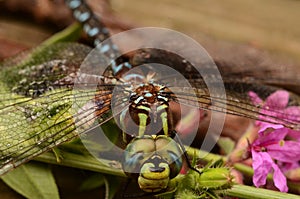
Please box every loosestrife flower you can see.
[248,90,300,192]
[248,90,300,131]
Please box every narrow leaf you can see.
[80,173,105,191]
[1,162,59,199]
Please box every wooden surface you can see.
[109,0,300,95]
[112,0,300,63]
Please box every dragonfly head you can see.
[123,135,183,192]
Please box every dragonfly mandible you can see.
[0,0,300,195]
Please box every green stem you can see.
[34,151,126,178]
[233,162,254,176]
[186,146,226,162]
[225,184,300,199]
[42,22,82,46]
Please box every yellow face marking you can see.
[140,162,170,179]
[138,113,148,137]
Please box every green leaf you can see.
[226,184,300,199]
[79,173,105,191]
[35,151,125,177]
[1,162,59,199]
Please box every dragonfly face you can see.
[123,135,183,192]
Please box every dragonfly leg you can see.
[171,130,202,175]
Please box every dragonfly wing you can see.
[0,43,120,174]
[130,47,300,129]
[168,79,300,130]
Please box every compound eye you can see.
[167,151,183,179]
[123,152,144,176]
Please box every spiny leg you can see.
[171,130,202,175]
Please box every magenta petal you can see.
[284,106,300,121]
[284,106,300,115]
[267,141,300,162]
[254,128,288,145]
[279,162,300,173]
[252,150,288,192]
[257,123,284,134]
[287,129,300,141]
[252,150,271,187]
[265,90,289,109]
[248,91,263,105]
[272,160,288,192]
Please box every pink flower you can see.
[248,90,300,132]
[248,90,300,192]
[251,129,300,192]
[252,149,287,192]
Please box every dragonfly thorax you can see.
[124,83,173,137]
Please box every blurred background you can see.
[112,0,300,62]
[1,0,300,65]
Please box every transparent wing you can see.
[131,48,300,130]
[0,43,128,175]
[167,80,300,130]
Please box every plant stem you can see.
[42,22,82,46]
[186,146,227,162]
[225,184,300,199]
[34,151,126,178]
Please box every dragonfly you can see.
[0,0,300,194]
